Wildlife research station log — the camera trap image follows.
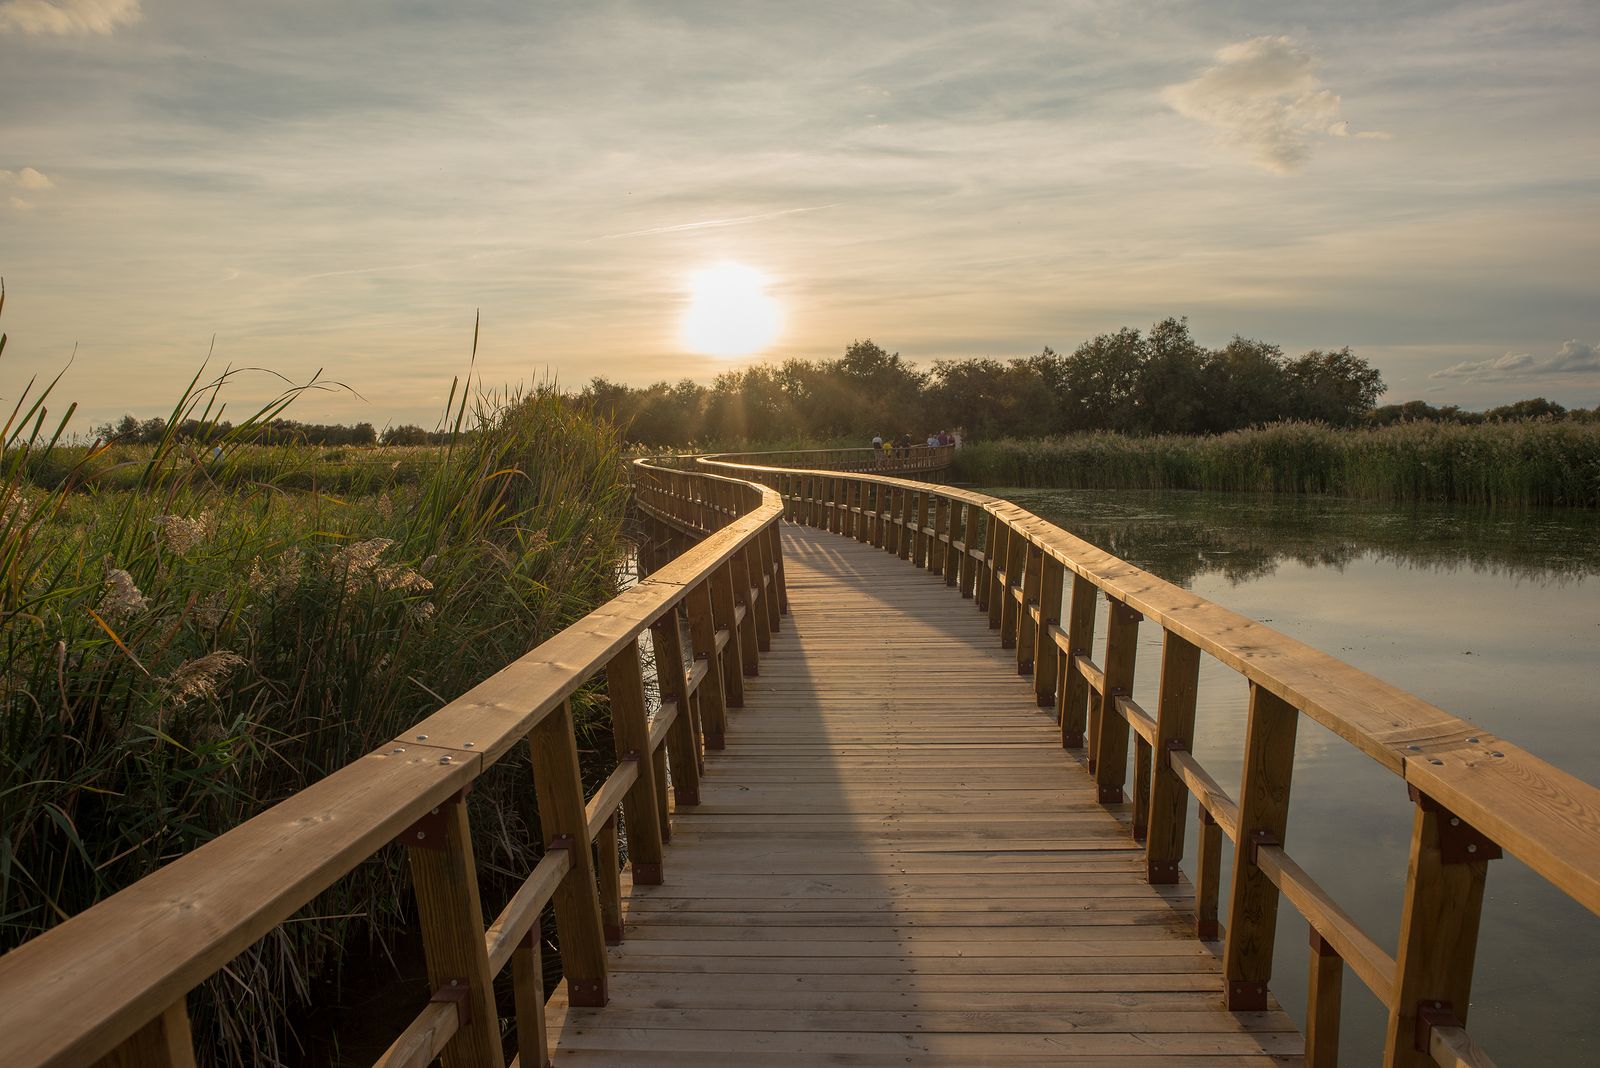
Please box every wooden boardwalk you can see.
[547,525,1301,1065]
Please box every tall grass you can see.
[1,296,631,1062]
[953,421,1600,507]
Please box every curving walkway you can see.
[546,524,1301,1065]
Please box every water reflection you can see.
[991,487,1600,588]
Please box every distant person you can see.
[926,432,939,447]
[871,433,883,451]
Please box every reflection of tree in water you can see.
[995,488,1600,589]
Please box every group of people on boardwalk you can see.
[871,429,959,455]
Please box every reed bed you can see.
[954,421,1600,507]
[1,303,631,1062]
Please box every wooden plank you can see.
[1061,576,1098,748]
[1093,598,1141,799]
[90,1000,195,1068]
[1305,930,1342,1068]
[606,641,667,884]
[1147,633,1201,882]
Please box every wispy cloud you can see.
[0,166,55,189]
[1430,340,1600,382]
[0,0,140,36]
[600,205,838,241]
[1162,36,1386,173]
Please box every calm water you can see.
[983,488,1600,1066]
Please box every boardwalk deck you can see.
[546,525,1301,1066]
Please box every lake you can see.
[981,487,1600,1065]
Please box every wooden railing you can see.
[0,463,784,1068]
[701,455,1600,1068]
[702,442,955,474]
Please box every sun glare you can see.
[681,261,782,357]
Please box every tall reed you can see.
[1,295,630,1062]
[953,421,1600,507]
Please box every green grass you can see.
[952,421,1600,508]
[1,298,632,1062]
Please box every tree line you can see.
[93,415,455,447]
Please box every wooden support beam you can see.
[404,792,504,1068]
[1093,597,1142,799]
[1033,555,1065,708]
[765,519,789,616]
[708,562,746,708]
[684,580,730,747]
[606,641,667,885]
[1060,574,1098,749]
[1146,634,1202,882]
[958,502,979,598]
[1197,807,1223,943]
[1015,544,1042,675]
[512,934,551,1068]
[730,550,764,666]
[527,700,608,1007]
[649,611,701,807]
[1382,790,1496,1068]
[596,816,624,944]
[1306,929,1343,1068]
[999,525,1025,647]
[1224,684,1299,1011]
[91,1000,196,1068]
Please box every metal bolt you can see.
[1429,758,1444,765]
[416,831,426,840]
[1449,817,1460,827]
[1491,751,1505,758]
[1407,745,1421,752]
[439,756,452,765]
[1467,844,1478,854]
[416,734,429,741]
[391,747,406,754]
[1467,737,1479,744]
[463,741,475,748]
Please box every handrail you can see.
[702,442,955,473]
[0,461,787,1068]
[703,452,1597,1068]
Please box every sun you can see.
[680,261,782,357]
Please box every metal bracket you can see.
[429,979,472,1028]
[1165,738,1190,753]
[1415,1000,1462,1052]
[1408,786,1503,864]
[402,786,471,851]
[567,976,608,1008]
[1247,829,1280,866]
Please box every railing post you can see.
[1381,787,1498,1068]
[708,562,747,708]
[1146,633,1201,881]
[766,519,789,616]
[1223,683,1298,1011]
[1060,573,1097,749]
[730,550,764,667]
[650,608,702,806]
[755,519,783,632]
[1093,597,1141,800]
[685,579,730,746]
[1015,543,1042,675]
[529,700,609,1005]
[92,1000,196,1068]
[990,521,1013,635]
[596,816,624,943]
[1307,930,1343,1068]
[959,502,979,599]
[1032,554,1065,708]
[1196,806,1222,942]
[975,509,995,613]
[735,543,770,654]
[405,791,505,1067]
[998,524,1024,645]
[899,488,915,562]
[913,489,930,566]
[942,497,961,586]
[607,640,667,884]
[512,932,551,1068]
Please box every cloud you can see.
[1162,36,1386,173]
[0,166,54,189]
[1430,340,1600,382]
[0,0,140,36]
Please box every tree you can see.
[1285,348,1385,426]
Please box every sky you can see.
[2,0,1598,431]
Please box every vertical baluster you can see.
[1223,683,1298,1010]
[943,497,961,586]
[1060,574,1097,749]
[607,640,667,884]
[730,549,764,666]
[1306,930,1343,1068]
[1094,598,1142,801]
[405,791,505,1067]
[1196,807,1222,942]
[959,502,979,599]
[596,816,624,943]
[1015,543,1042,673]
[974,509,994,613]
[1132,739,1151,843]
[1381,787,1498,1068]
[755,520,782,633]
[684,580,730,746]
[766,519,789,616]
[899,488,916,562]
[1032,555,1065,707]
[650,608,701,806]
[92,1000,197,1068]
[914,489,931,566]
[986,521,1009,631]
[1000,525,1027,648]
[512,931,551,1068]
[929,496,948,576]
[708,562,746,708]
[829,477,842,533]
[1146,633,1201,881]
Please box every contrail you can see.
[601,204,837,240]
